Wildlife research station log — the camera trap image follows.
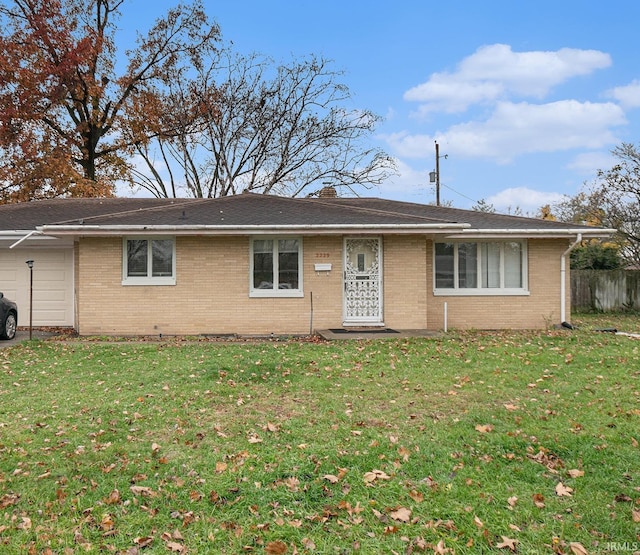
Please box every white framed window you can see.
[250,237,303,297]
[434,241,528,295]
[122,237,176,285]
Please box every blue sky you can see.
[122,0,640,212]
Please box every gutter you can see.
[443,228,616,239]
[560,233,582,324]
[37,222,472,236]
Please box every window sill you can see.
[122,278,176,286]
[433,289,530,297]
[250,290,304,298]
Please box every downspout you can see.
[560,233,582,325]
[9,230,42,248]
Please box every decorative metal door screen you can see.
[343,238,382,324]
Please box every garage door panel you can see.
[0,248,74,327]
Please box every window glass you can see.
[278,239,299,289]
[152,240,174,277]
[504,242,523,288]
[127,239,148,277]
[435,243,454,288]
[481,242,501,288]
[458,243,477,288]
[253,240,274,289]
[435,241,526,292]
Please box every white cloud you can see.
[486,187,565,213]
[606,79,640,109]
[382,100,626,162]
[404,44,611,114]
[566,151,616,175]
[372,158,433,202]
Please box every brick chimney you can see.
[318,186,337,198]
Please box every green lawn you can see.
[1,315,639,554]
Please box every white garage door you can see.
[0,247,74,327]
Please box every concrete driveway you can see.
[0,329,60,347]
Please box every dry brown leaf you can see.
[104,489,121,505]
[363,469,391,483]
[555,482,573,497]
[130,485,155,497]
[265,422,279,433]
[323,474,339,483]
[632,509,640,522]
[408,489,424,502]
[302,537,316,550]
[134,536,154,548]
[569,541,588,555]
[265,540,288,554]
[473,515,484,528]
[496,536,519,551]
[215,461,227,473]
[507,496,518,508]
[533,493,545,508]
[567,469,585,479]
[389,507,411,522]
[475,424,494,433]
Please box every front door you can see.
[343,237,383,325]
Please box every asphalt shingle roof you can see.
[0,194,607,233]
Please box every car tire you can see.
[1,312,17,340]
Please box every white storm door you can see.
[343,237,383,325]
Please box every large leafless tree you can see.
[131,51,396,198]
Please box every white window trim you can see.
[249,237,304,298]
[433,240,529,296]
[122,237,176,286]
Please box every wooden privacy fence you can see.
[571,269,640,312]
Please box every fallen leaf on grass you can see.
[555,482,573,497]
[567,469,584,479]
[496,536,519,551]
[0,493,19,508]
[363,469,391,483]
[533,493,545,508]
[265,540,288,554]
[569,541,588,555]
[323,474,340,483]
[507,496,518,509]
[130,485,156,497]
[388,507,411,522]
[633,509,640,522]
[475,424,494,433]
[408,489,424,502]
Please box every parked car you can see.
[0,293,18,340]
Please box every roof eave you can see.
[37,223,472,236]
[442,228,617,239]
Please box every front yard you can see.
[1,315,639,553]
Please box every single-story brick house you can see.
[0,191,613,335]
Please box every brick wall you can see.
[426,238,570,330]
[76,235,570,335]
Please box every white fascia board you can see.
[441,228,616,239]
[37,223,472,236]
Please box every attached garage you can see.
[0,244,75,327]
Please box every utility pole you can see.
[435,142,441,207]
[429,141,447,206]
